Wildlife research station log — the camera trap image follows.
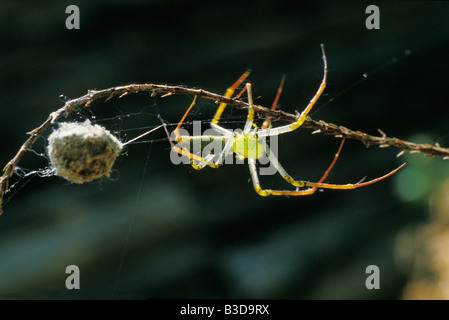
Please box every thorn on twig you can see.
[396,150,407,157]
[119,91,129,99]
[294,110,300,118]
[161,92,174,98]
[105,90,115,102]
[26,128,39,135]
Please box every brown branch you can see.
[1,83,447,214]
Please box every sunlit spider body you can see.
[233,134,264,160]
[161,44,405,196]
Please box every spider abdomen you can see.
[233,134,264,160]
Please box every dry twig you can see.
[1,83,447,214]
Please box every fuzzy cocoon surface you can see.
[47,120,123,183]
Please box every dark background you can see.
[0,1,448,299]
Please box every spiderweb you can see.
[0,51,417,298]
[3,48,414,211]
[3,93,177,207]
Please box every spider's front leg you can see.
[158,95,231,170]
[191,133,235,170]
[164,132,234,170]
[212,70,251,125]
[257,44,328,139]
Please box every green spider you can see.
[161,45,405,196]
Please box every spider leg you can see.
[160,116,214,168]
[203,76,253,166]
[243,83,255,134]
[183,134,235,170]
[312,139,345,185]
[207,73,253,164]
[174,96,198,139]
[249,139,330,196]
[171,95,218,168]
[212,70,251,125]
[249,157,320,196]
[257,44,327,138]
[210,123,233,136]
[165,70,250,170]
[160,115,235,169]
[214,134,236,166]
[250,137,405,196]
[301,163,405,190]
[291,44,328,130]
[261,75,286,130]
[265,138,345,190]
